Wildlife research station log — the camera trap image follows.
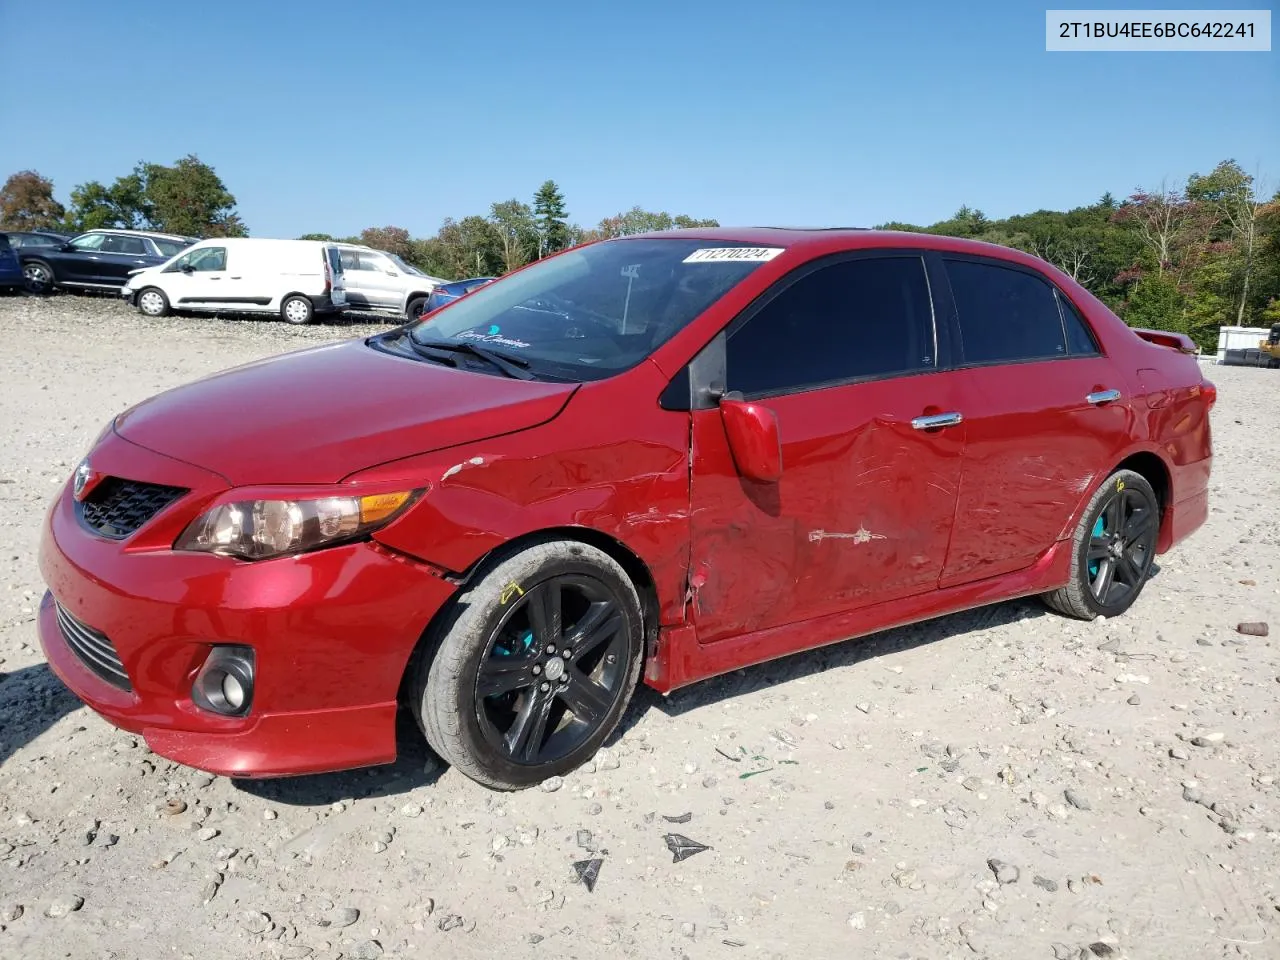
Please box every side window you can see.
[726,256,935,398]
[1057,290,1100,356]
[153,238,187,257]
[945,259,1066,364]
[360,252,390,272]
[339,250,361,272]
[188,247,227,271]
[102,235,147,255]
[70,234,106,251]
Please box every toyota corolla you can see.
[37,228,1214,790]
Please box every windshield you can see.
[387,253,425,276]
[407,238,781,380]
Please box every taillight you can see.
[1202,380,1217,408]
[323,256,332,292]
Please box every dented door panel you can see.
[940,357,1134,587]
[688,372,966,644]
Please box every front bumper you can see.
[37,436,458,778]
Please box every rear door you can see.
[0,234,20,283]
[99,234,154,285]
[937,255,1132,587]
[687,252,966,643]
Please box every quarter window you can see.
[1057,290,1100,356]
[726,256,935,397]
[945,259,1067,364]
[153,238,187,257]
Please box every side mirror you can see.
[61,243,76,252]
[719,391,782,482]
[180,264,195,274]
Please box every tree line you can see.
[2,156,1276,351]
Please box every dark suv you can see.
[21,229,198,294]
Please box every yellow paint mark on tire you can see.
[500,582,525,605]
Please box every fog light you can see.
[192,645,255,717]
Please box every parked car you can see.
[0,233,23,291]
[423,276,496,314]
[334,243,450,320]
[121,237,347,324]
[4,229,72,250]
[21,228,198,294]
[37,228,1215,790]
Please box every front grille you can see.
[55,602,131,691]
[76,477,188,539]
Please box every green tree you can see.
[0,170,66,230]
[297,232,336,241]
[358,226,414,259]
[533,180,568,257]
[67,156,244,237]
[489,199,537,273]
[1187,160,1273,325]
[145,155,245,237]
[1122,272,1186,334]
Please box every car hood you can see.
[114,339,578,485]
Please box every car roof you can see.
[615,226,1058,271]
[84,227,199,242]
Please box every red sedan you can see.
[37,228,1214,790]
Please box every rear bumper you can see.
[309,292,346,314]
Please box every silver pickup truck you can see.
[334,243,449,320]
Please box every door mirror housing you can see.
[719,392,783,482]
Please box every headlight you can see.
[174,489,422,560]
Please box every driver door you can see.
[685,253,966,643]
[161,246,229,307]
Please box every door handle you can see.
[911,411,963,430]
[1086,389,1122,405]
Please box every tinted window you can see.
[0,235,9,251]
[726,256,935,397]
[946,259,1066,364]
[327,247,344,275]
[27,234,62,248]
[153,238,187,257]
[70,234,106,251]
[1057,290,1100,356]
[102,235,147,254]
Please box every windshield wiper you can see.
[403,336,535,380]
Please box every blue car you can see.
[424,276,495,314]
[0,234,23,291]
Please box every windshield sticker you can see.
[458,330,531,349]
[683,247,784,264]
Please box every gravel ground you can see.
[0,293,1277,960]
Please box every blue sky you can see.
[1,0,1275,238]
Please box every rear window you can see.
[153,238,188,257]
[0,235,10,251]
[327,247,344,274]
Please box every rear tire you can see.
[414,540,644,790]
[281,294,313,325]
[136,287,170,317]
[23,261,54,294]
[1041,469,1160,620]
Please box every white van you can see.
[121,237,348,325]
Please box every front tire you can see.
[281,294,314,325]
[1041,469,1160,620]
[136,287,170,317]
[406,295,429,321]
[414,540,644,790]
